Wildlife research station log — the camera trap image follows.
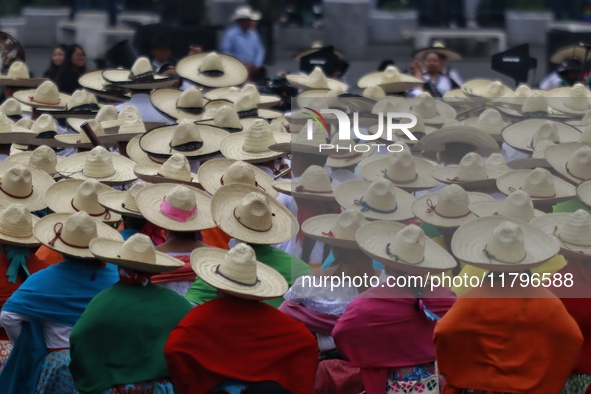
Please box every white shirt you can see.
[0,311,71,349]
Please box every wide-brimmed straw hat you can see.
[0,203,40,246]
[56,146,137,186]
[211,183,298,245]
[0,61,47,88]
[13,80,70,109]
[0,98,25,119]
[231,5,261,21]
[0,163,55,211]
[6,146,63,178]
[531,209,591,257]
[411,184,494,228]
[302,211,367,249]
[56,119,143,148]
[139,120,228,160]
[97,182,148,219]
[544,143,591,184]
[451,217,559,271]
[68,105,157,137]
[501,119,582,152]
[204,84,280,108]
[66,104,117,132]
[335,179,415,221]
[462,108,509,141]
[194,106,245,133]
[38,89,100,118]
[550,45,591,64]
[496,167,577,205]
[198,158,277,197]
[78,70,131,102]
[273,165,335,201]
[418,125,500,156]
[393,93,456,126]
[577,180,591,208]
[150,87,207,121]
[102,57,177,90]
[507,140,554,170]
[220,119,290,163]
[34,211,123,259]
[357,221,457,274]
[133,153,199,186]
[431,152,509,188]
[0,113,36,144]
[461,79,513,99]
[191,243,288,300]
[135,183,214,232]
[126,135,165,166]
[225,94,282,121]
[357,66,422,93]
[268,123,332,156]
[44,179,120,223]
[176,52,248,88]
[90,234,184,273]
[413,42,462,61]
[287,66,348,92]
[469,190,544,223]
[545,83,591,115]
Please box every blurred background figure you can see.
[43,44,67,82]
[149,31,175,73]
[55,44,87,94]
[409,42,463,97]
[553,0,583,20]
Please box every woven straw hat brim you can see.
[496,169,577,204]
[191,247,288,300]
[56,151,137,186]
[462,117,509,141]
[544,143,591,184]
[0,163,56,211]
[204,87,281,107]
[126,135,166,166]
[97,190,144,219]
[0,210,40,247]
[34,212,123,258]
[302,214,366,249]
[212,183,298,245]
[360,156,439,191]
[0,128,37,144]
[135,183,215,232]
[334,180,416,221]
[23,135,72,149]
[197,158,278,197]
[286,74,348,92]
[469,200,545,222]
[431,165,510,188]
[577,180,591,208]
[273,180,335,202]
[66,117,155,138]
[452,216,560,271]
[89,238,184,273]
[56,128,146,147]
[494,105,557,121]
[140,124,228,160]
[531,213,591,257]
[325,146,376,168]
[133,163,200,187]
[393,99,457,126]
[419,125,501,156]
[357,220,457,274]
[150,89,207,121]
[507,158,551,170]
[220,132,291,163]
[461,79,513,98]
[79,70,131,102]
[545,87,591,115]
[5,151,63,178]
[357,72,422,93]
[13,89,70,109]
[0,77,48,88]
[411,191,494,228]
[176,53,248,88]
[44,179,121,223]
[101,69,177,90]
[413,47,462,61]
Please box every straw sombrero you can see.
[335,179,415,221]
[176,52,248,88]
[225,94,283,121]
[150,87,207,121]
[550,45,591,64]
[211,183,298,245]
[286,66,348,92]
[451,216,559,271]
[545,83,591,115]
[193,106,245,133]
[0,113,36,144]
[502,119,582,153]
[191,243,288,300]
[34,211,123,259]
[102,57,177,90]
[418,125,500,156]
[0,98,25,119]
[220,119,290,163]
[90,234,184,273]
[126,135,166,166]
[66,104,118,132]
[0,203,40,247]
[56,146,137,186]
[20,114,70,149]
[356,221,457,275]
[13,80,70,109]
[469,190,544,223]
[139,120,228,160]
[273,165,334,201]
[413,43,462,61]
[544,143,591,184]
[98,182,149,219]
[78,70,131,102]
[302,211,367,249]
[577,180,591,208]
[37,89,100,119]
[0,163,56,211]
[411,184,494,228]
[495,93,555,121]
[133,153,200,186]
[5,145,63,178]
[507,140,554,170]
[204,84,280,108]
[357,66,422,93]
[393,93,457,126]
[268,123,333,156]
[135,183,215,232]
[461,79,513,99]
[56,119,143,147]
[531,210,591,257]
[198,158,277,197]
[431,152,510,188]
[0,61,47,88]
[496,167,577,205]
[462,108,509,141]
[360,150,438,191]
[44,179,120,223]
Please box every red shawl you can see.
[279,300,339,336]
[151,254,195,284]
[332,284,456,394]
[164,296,318,394]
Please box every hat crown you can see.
[486,153,506,167]
[386,150,417,182]
[383,66,402,82]
[83,146,116,178]
[522,93,547,113]
[172,120,202,147]
[16,118,33,130]
[300,165,332,192]
[0,203,33,239]
[476,108,504,132]
[224,161,257,186]
[199,52,224,73]
[86,119,105,137]
[165,185,197,212]
[559,209,591,247]
[407,113,426,133]
[95,105,118,122]
[413,93,438,118]
[218,243,258,286]
[483,81,505,98]
[388,224,426,265]
[514,84,531,97]
[456,152,487,181]
[523,168,555,197]
[485,221,526,264]
[118,105,141,120]
[29,145,58,174]
[212,106,241,129]
[31,114,57,134]
[119,113,145,134]
[61,211,98,248]
[130,57,153,77]
[123,182,148,213]
[372,99,398,115]
[241,84,261,103]
[0,113,12,133]
[67,90,97,109]
[563,83,590,111]
[177,87,204,109]
[235,192,273,232]
[234,94,256,113]
[6,61,30,79]
[0,98,22,117]
[500,190,536,222]
[33,81,60,104]
[1,165,33,198]
[243,119,276,153]
[363,85,386,100]
[363,179,397,211]
[532,122,560,146]
[331,211,365,240]
[532,140,555,159]
[73,179,107,215]
[120,234,157,264]
[438,184,470,217]
[160,153,192,181]
[307,67,329,89]
[567,146,591,179]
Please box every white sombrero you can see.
[97,182,149,219]
[357,66,422,93]
[198,158,277,197]
[507,140,555,170]
[56,119,144,147]
[150,87,207,121]
[287,66,348,92]
[126,135,166,166]
[418,125,501,156]
[545,83,591,115]
[0,112,36,144]
[220,119,290,163]
[5,145,63,178]
[133,153,200,186]
[78,70,131,102]
[273,165,335,201]
[302,211,368,249]
[0,203,40,247]
[431,152,510,188]
[496,167,577,205]
[194,106,245,133]
[545,143,591,184]
[469,190,545,223]
[0,61,47,88]
[176,52,248,88]
[37,89,100,118]
[501,119,581,152]
[204,84,280,108]
[13,80,70,109]
[393,92,457,126]
[462,108,509,142]
[102,57,177,90]
[461,79,513,99]
[0,163,56,211]
[531,210,591,257]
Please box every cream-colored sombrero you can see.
[220,119,290,163]
[501,119,581,152]
[150,87,207,121]
[56,146,137,186]
[211,183,298,245]
[287,66,348,92]
[78,70,131,102]
[461,79,513,99]
[44,179,120,223]
[357,221,457,275]
[411,184,494,228]
[135,183,214,232]
[469,190,544,223]
[393,92,457,126]
[335,179,416,221]
[0,203,40,247]
[0,61,47,88]
[198,158,277,197]
[494,92,553,120]
[102,57,177,90]
[191,243,288,300]
[268,123,333,156]
[295,87,347,111]
[357,66,422,93]
[545,83,591,115]
[577,180,591,208]
[66,104,117,132]
[98,182,148,219]
[230,94,283,120]
[37,89,100,118]
[0,98,25,119]
[507,140,554,170]
[194,106,245,133]
[325,136,376,168]
[139,120,228,160]
[0,163,56,211]
[19,114,66,148]
[431,152,510,188]
[5,146,63,178]
[204,84,280,108]
[302,211,368,249]
[451,216,559,271]
[56,118,143,147]
[532,209,591,257]
[0,112,36,143]
[90,234,184,273]
[418,125,501,156]
[126,135,166,166]
[273,165,335,201]
[133,153,199,186]
[34,211,123,259]
[545,143,591,184]
[13,80,70,109]
[496,167,577,205]
[463,108,509,142]
[176,52,248,88]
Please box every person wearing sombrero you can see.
[540,45,590,91]
[68,234,192,394]
[331,222,456,394]
[185,183,310,308]
[165,242,318,394]
[409,42,463,97]
[434,217,583,394]
[0,211,122,393]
